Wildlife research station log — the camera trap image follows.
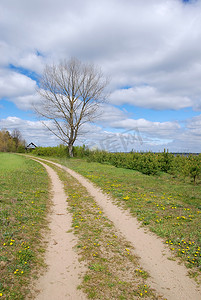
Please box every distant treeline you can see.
[32,145,201,184]
[0,129,26,153]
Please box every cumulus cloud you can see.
[96,103,128,124]
[0,70,36,99]
[186,114,201,136]
[110,118,181,138]
[0,69,40,111]
[13,94,41,110]
[109,86,192,110]
[16,53,44,74]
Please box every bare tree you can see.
[12,129,22,149]
[35,58,108,157]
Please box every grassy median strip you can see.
[0,153,49,299]
[42,162,162,300]
[53,158,201,282]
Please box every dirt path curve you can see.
[36,158,201,300]
[30,160,86,300]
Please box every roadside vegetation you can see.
[0,153,49,299]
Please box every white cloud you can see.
[109,86,192,110]
[16,53,44,74]
[186,114,201,136]
[0,69,41,110]
[14,94,41,110]
[96,103,128,124]
[110,118,181,138]
[0,70,36,99]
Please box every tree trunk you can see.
[69,144,73,158]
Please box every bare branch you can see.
[34,58,108,157]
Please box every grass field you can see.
[0,153,49,299]
[1,153,200,298]
[52,158,201,281]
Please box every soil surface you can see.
[31,158,201,300]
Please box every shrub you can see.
[32,145,69,157]
[158,149,174,173]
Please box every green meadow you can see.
[0,153,49,299]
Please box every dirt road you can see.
[31,158,201,300]
[31,160,86,300]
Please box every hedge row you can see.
[87,150,201,182]
[32,145,201,183]
[32,145,90,158]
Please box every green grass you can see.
[0,153,49,299]
[49,157,201,281]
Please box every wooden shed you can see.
[25,142,37,151]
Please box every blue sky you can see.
[1,0,201,152]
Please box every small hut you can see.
[25,142,37,151]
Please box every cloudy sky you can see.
[0,0,201,152]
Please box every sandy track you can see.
[30,160,86,300]
[30,157,201,300]
[43,159,201,300]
